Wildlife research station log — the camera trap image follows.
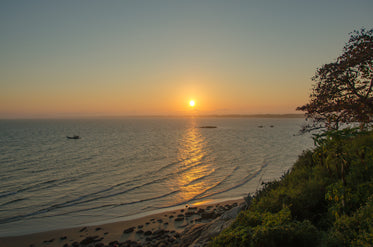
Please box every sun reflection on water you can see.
[176,118,213,203]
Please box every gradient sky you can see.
[1,0,372,118]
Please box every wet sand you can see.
[0,199,244,247]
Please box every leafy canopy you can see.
[297,28,373,132]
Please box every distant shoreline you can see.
[190,114,305,119]
[0,113,305,120]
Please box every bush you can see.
[211,207,320,247]
[211,130,373,246]
[251,150,333,227]
[327,196,373,246]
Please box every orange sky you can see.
[1,1,372,118]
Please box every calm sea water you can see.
[0,117,313,237]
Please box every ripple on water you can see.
[0,118,313,236]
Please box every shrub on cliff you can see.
[211,207,319,247]
[210,130,373,246]
[327,196,373,246]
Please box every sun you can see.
[189,100,195,107]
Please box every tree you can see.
[297,28,373,132]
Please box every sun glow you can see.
[189,100,195,107]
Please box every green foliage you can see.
[211,130,373,246]
[251,149,332,227]
[210,207,320,247]
[312,128,366,180]
[325,181,349,218]
[321,130,373,217]
[327,196,373,246]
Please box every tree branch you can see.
[365,78,373,99]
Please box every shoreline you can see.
[0,198,245,247]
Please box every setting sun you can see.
[189,100,195,107]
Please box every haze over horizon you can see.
[1,1,373,118]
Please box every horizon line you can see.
[0,113,305,120]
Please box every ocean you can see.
[0,117,313,237]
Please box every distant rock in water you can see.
[67,135,80,139]
[257,125,264,128]
[199,126,217,129]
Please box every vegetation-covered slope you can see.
[211,129,373,247]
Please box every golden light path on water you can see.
[175,118,215,205]
[0,117,318,237]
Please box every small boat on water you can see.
[66,135,80,139]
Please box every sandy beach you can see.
[0,199,244,247]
